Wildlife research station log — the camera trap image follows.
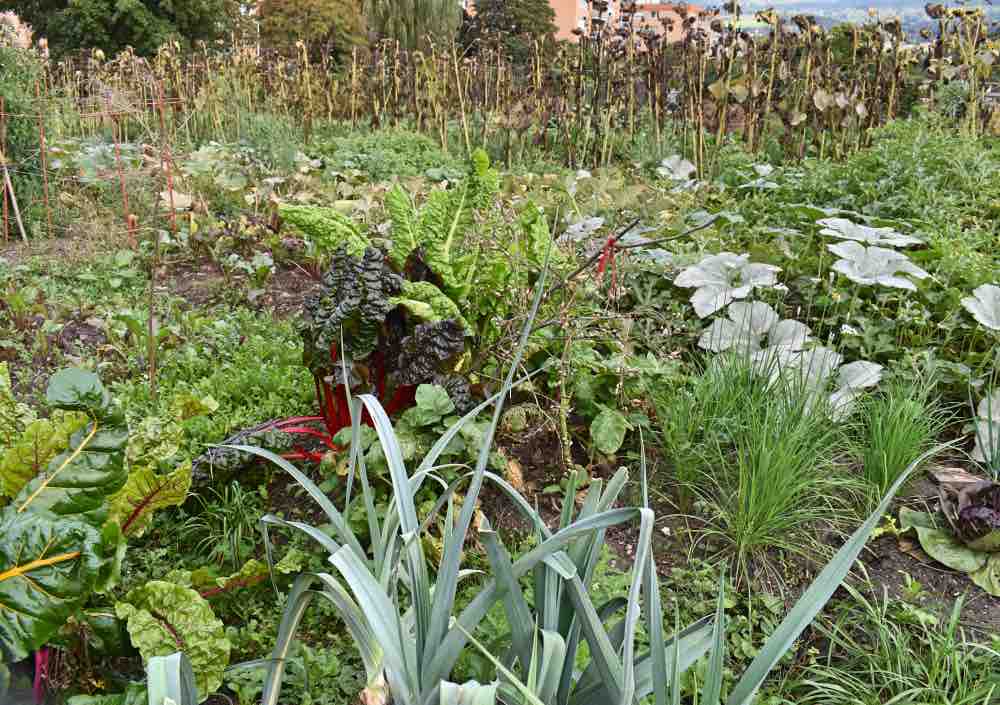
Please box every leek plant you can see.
[225,265,944,704]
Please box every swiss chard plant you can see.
[274,150,556,459]
[0,370,194,688]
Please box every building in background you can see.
[550,0,704,41]
[464,1,704,42]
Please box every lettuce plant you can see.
[900,479,1000,598]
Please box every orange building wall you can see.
[551,0,585,40]
[549,1,703,43]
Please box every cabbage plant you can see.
[674,253,782,318]
[826,241,929,291]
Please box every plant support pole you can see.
[0,147,27,242]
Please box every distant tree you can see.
[258,0,365,60]
[365,0,462,49]
[11,0,235,57]
[461,0,557,61]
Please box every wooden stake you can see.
[0,147,27,242]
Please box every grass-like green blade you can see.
[222,444,365,560]
[725,444,949,705]
[423,246,551,677]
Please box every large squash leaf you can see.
[0,511,113,662]
[115,581,231,697]
[109,463,192,538]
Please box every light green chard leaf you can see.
[419,186,476,296]
[518,203,558,269]
[0,369,129,662]
[115,581,231,697]
[387,183,421,268]
[0,362,35,451]
[12,411,128,523]
[279,204,371,258]
[0,511,115,662]
[109,463,193,538]
[170,394,219,422]
[0,410,88,500]
[126,415,184,469]
[390,280,471,332]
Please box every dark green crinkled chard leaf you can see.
[302,246,403,376]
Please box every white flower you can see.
[961,284,1000,331]
[674,253,782,318]
[972,390,1000,464]
[827,241,929,291]
[818,217,924,248]
[698,301,812,353]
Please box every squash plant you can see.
[275,150,554,459]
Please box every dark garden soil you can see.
[163,261,320,317]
